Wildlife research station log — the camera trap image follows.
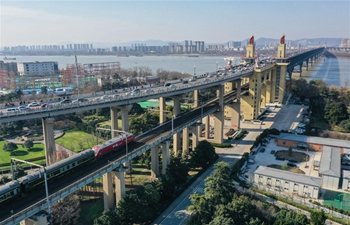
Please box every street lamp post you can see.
[216,62,218,72]
[10,159,51,216]
[193,65,196,76]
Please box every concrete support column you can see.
[102,172,114,210]
[120,106,132,132]
[204,116,210,139]
[213,85,224,144]
[261,73,267,108]
[42,117,56,166]
[110,107,119,138]
[265,70,272,103]
[270,68,276,102]
[182,127,189,156]
[172,96,181,155]
[161,141,170,175]
[276,63,288,103]
[113,166,128,205]
[151,146,159,180]
[193,90,199,108]
[159,97,166,124]
[191,125,199,150]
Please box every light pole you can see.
[216,61,218,72]
[193,65,196,77]
[10,158,51,215]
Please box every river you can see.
[5,55,350,87]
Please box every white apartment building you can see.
[254,166,322,199]
[17,61,58,76]
[319,146,341,189]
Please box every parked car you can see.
[276,156,285,161]
[260,147,266,153]
[288,159,298,163]
[60,99,72,105]
[270,150,276,155]
[287,162,297,167]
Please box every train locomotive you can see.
[0,132,134,207]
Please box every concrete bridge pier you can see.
[213,85,224,144]
[172,96,181,155]
[224,80,241,130]
[182,127,189,156]
[151,145,159,180]
[204,115,210,139]
[42,117,56,166]
[159,97,166,124]
[161,141,170,175]
[241,71,262,121]
[119,105,132,132]
[261,73,267,109]
[110,106,119,138]
[191,124,199,150]
[102,166,128,210]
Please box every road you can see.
[152,103,305,225]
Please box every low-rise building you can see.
[254,166,322,199]
[319,146,341,189]
[342,170,350,191]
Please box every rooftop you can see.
[255,166,322,187]
[343,170,350,179]
[277,134,350,149]
[319,146,341,177]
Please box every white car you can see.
[189,78,196,82]
[17,105,28,111]
[27,102,40,108]
[169,84,176,89]
[101,95,111,100]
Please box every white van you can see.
[6,108,19,113]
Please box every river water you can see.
[300,57,350,87]
[5,55,350,87]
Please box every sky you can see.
[1,0,349,47]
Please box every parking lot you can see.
[245,139,321,181]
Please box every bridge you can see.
[0,35,325,225]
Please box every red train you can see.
[92,133,135,158]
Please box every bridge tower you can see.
[275,34,288,103]
[245,35,256,64]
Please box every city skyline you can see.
[1,0,349,47]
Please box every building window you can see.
[283,141,286,145]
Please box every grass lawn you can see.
[267,164,305,174]
[78,201,104,224]
[275,150,309,162]
[0,140,45,164]
[56,130,101,153]
[98,120,122,128]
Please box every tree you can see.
[13,165,27,180]
[3,142,18,153]
[41,86,48,95]
[189,140,217,169]
[23,140,34,150]
[166,155,189,187]
[94,210,120,225]
[51,194,81,225]
[324,102,349,124]
[288,146,293,156]
[129,103,145,115]
[310,210,327,225]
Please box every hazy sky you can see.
[1,0,349,47]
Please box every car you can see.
[276,156,285,161]
[40,103,48,108]
[27,102,40,108]
[17,106,28,111]
[60,99,72,105]
[287,162,297,167]
[72,98,88,104]
[182,80,188,84]
[132,88,140,93]
[260,147,266,153]
[164,83,171,87]
[169,84,176,89]
[270,150,276,155]
[143,89,153,94]
[288,159,298,163]
[189,77,196,82]
[101,95,111,100]
[6,108,19,113]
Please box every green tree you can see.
[189,140,217,169]
[310,210,327,225]
[13,165,27,180]
[3,142,18,153]
[324,102,349,124]
[51,194,81,225]
[41,86,48,95]
[166,155,189,187]
[129,103,145,115]
[288,146,293,156]
[23,140,34,150]
[94,210,120,225]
